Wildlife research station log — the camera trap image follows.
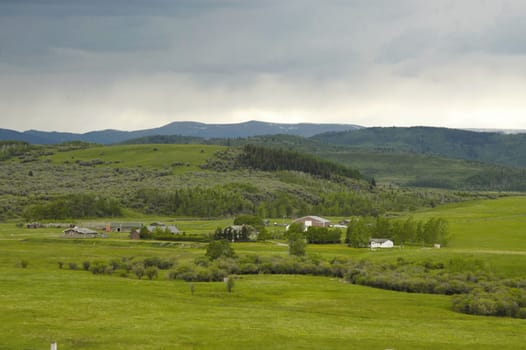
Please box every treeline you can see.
[346,217,451,247]
[132,185,254,217]
[120,135,205,145]
[137,227,207,242]
[132,185,460,220]
[23,193,122,221]
[0,141,36,161]
[407,168,526,192]
[213,226,255,242]
[287,223,341,244]
[238,144,361,181]
[17,181,467,221]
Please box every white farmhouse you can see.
[369,238,394,249]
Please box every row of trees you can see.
[133,183,456,218]
[23,193,121,221]
[132,186,253,217]
[0,141,35,161]
[213,225,255,242]
[238,144,362,180]
[287,223,341,245]
[345,216,451,247]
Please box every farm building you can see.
[288,216,331,231]
[105,222,143,233]
[63,227,102,238]
[369,238,394,249]
[146,223,180,234]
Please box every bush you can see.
[239,263,259,274]
[143,257,161,268]
[17,259,29,268]
[225,277,235,293]
[145,266,158,280]
[214,257,240,275]
[109,259,121,270]
[82,261,91,271]
[206,240,236,260]
[90,262,107,275]
[68,262,78,270]
[172,264,198,282]
[133,263,145,280]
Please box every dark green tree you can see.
[206,240,236,260]
[346,218,371,248]
[287,231,306,256]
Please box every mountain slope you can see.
[312,126,526,168]
[0,121,361,145]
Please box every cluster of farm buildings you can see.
[30,215,394,248]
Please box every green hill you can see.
[120,133,526,192]
[319,148,526,191]
[312,126,526,168]
[410,196,526,251]
[0,142,469,220]
[46,144,225,172]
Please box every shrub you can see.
[90,262,107,275]
[206,240,236,260]
[133,264,145,280]
[194,256,210,267]
[17,260,29,268]
[68,262,78,270]
[82,261,91,271]
[143,257,161,268]
[225,277,235,293]
[173,264,198,282]
[145,266,158,280]
[58,261,64,269]
[214,257,240,275]
[109,259,121,270]
[239,263,259,274]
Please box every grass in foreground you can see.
[1,236,526,349]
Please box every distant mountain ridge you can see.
[0,120,361,145]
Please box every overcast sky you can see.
[1,0,526,132]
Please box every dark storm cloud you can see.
[1,1,526,131]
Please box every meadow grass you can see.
[46,144,225,173]
[2,196,526,348]
[409,196,526,251]
[320,148,486,185]
[1,237,526,350]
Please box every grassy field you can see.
[409,196,526,251]
[2,196,526,349]
[321,148,479,185]
[46,144,226,172]
[1,238,526,350]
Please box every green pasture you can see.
[2,196,526,348]
[1,237,526,350]
[46,144,225,172]
[320,148,498,187]
[408,196,526,252]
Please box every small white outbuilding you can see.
[369,238,394,249]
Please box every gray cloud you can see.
[1,0,526,132]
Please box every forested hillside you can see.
[238,144,361,181]
[0,142,473,221]
[312,127,526,168]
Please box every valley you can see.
[1,130,526,349]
